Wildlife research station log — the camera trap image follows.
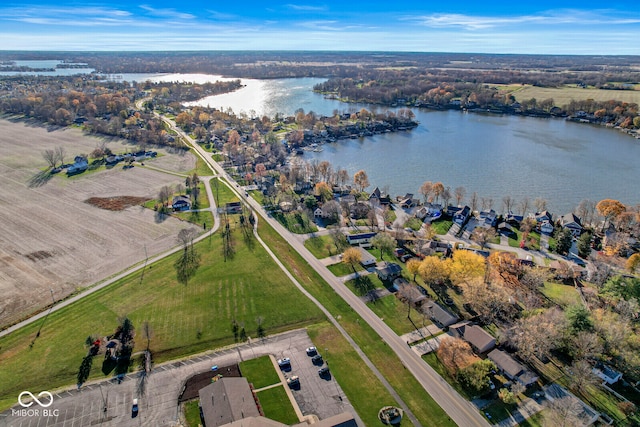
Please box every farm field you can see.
[0,226,324,411]
[501,84,640,106]
[0,118,200,328]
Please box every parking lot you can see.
[275,345,353,422]
[0,329,361,427]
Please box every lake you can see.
[105,74,640,214]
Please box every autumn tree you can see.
[448,250,486,285]
[432,182,445,204]
[407,258,421,282]
[436,337,476,375]
[627,253,640,273]
[418,256,449,288]
[420,181,433,203]
[314,181,333,202]
[353,170,369,193]
[342,247,362,274]
[370,233,395,260]
[596,199,626,231]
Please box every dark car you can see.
[131,399,139,418]
[311,354,323,365]
[318,366,330,377]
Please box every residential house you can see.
[346,232,377,247]
[559,213,583,237]
[424,300,458,328]
[416,203,443,220]
[449,321,496,353]
[369,187,381,202]
[172,195,191,211]
[497,222,516,239]
[544,384,599,426]
[533,210,553,224]
[419,240,451,257]
[376,263,403,281]
[357,247,377,268]
[67,156,88,175]
[487,349,539,387]
[505,213,523,226]
[593,363,622,385]
[478,209,498,228]
[453,206,471,226]
[398,193,418,209]
[539,220,554,235]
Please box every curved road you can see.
[164,114,490,427]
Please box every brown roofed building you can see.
[199,378,260,426]
[449,321,496,354]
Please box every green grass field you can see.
[303,235,337,259]
[327,261,364,277]
[257,220,455,427]
[272,211,318,234]
[431,218,453,235]
[0,228,323,411]
[239,355,280,389]
[183,400,201,427]
[210,177,240,207]
[367,294,425,336]
[256,385,299,425]
[189,149,215,176]
[541,281,581,307]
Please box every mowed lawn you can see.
[0,228,323,411]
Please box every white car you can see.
[277,357,291,366]
[305,346,317,355]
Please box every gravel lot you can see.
[0,119,197,327]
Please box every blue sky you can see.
[1,1,639,54]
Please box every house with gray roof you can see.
[423,300,458,328]
[487,349,538,387]
[449,321,496,353]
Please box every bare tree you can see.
[470,192,478,213]
[519,197,530,216]
[175,228,201,285]
[42,149,57,169]
[502,195,514,214]
[158,185,172,207]
[454,186,466,206]
[55,146,66,167]
[534,197,547,213]
[471,227,496,249]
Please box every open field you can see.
[239,355,280,389]
[501,84,640,106]
[0,227,324,411]
[0,119,201,328]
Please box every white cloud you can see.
[286,4,328,12]
[139,5,195,20]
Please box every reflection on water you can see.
[82,73,640,213]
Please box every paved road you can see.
[166,115,489,427]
